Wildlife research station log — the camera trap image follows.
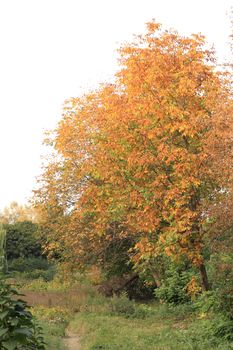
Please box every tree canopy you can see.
[34,22,233,292]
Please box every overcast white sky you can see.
[0,0,232,210]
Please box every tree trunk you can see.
[199,263,210,291]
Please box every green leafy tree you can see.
[5,221,43,260]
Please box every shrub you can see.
[155,269,194,305]
[8,258,56,282]
[108,293,148,319]
[208,230,233,319]
[109,293,136,317]
[194,291,233,342]
[0,276,46,349]
[194,291,221,314]
[8,257,52,273]
[22,268,56,282]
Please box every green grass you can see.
[38,319,68,350]
[67,303,233,350]
[13,268,233,350]
[32,306,71,350]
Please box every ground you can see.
[14,273,233,350]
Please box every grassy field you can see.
[39,319,68,350]
[32,306,70,350]
[15,272,233,350]
[68,303,233,350]
[16,275,75,349]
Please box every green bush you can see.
[8,257,56,281]
[21,268,56,282]
[0,276,46,349]
[109,293,136,317]
[108,293,148,319]
[155,269,194,305]
[8,257,51,273]
[208,231,233,318]
[194,291,221,314]
[194,292,233,342]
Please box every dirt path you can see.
[63,330,81,350]
[20,290,82,349]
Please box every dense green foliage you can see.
[5,221,43,260]
[0,225,7,273]
[155,269,194,305]
[8,257,56,282]
[0,219,46,349]
[0,277,46,350]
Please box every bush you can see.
[194,291,221,314]
[0,276,46,349]
[8,257,52,273]
[23,268,56,282]
[155,269,194,305]
[109,293,136,317]
[108,293,148,319]
[194,291,233,342]
[8,257,56,282]
[208,232,233,318]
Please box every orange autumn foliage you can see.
[34,22,233,287]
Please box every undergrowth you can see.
[13,269,233,350]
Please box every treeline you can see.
[33,22,233,316]
[0,202,54,280]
